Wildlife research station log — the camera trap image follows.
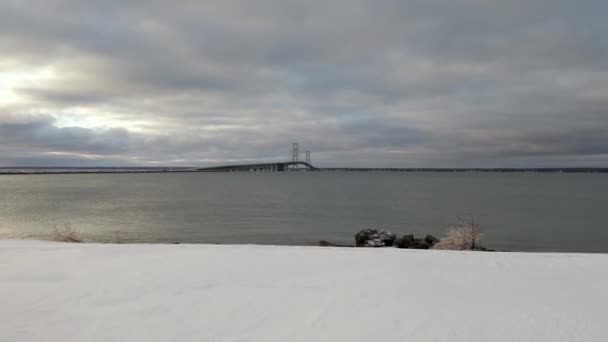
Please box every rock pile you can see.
[320,230,441,249]
[355,229,397,247]
[395,234,439,249]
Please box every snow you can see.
[1,240,607,342]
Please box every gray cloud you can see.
[0,0,607,167]
[0,115,132,155]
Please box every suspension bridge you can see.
[197,143,318,172]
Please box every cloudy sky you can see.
[1,0,607,167]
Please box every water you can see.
[1,171,607,252]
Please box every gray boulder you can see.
[411,238,431,249]
[355,229,396,247]
[396,234,415,248]
[396,234,439,249]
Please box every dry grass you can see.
[51,223,83,243]
[112,230,123,244]
[433,217,482,251]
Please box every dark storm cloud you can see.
[0,0,607,167]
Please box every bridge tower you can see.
[305,150,311,165]
[292,142,299,170]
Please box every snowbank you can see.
[1,240,607,341]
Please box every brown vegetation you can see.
[433,217,482,251]
[51,223,83,243]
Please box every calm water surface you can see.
[1,172,607,252]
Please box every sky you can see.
[1,0,607,168]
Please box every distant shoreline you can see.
[0,169,200,175]
[312,167,608,173]
[2,167,608,175]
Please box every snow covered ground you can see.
[1,240,607,342]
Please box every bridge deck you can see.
[197,161,318,172]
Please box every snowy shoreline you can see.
[2,239,607,341]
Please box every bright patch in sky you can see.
[0,67,55,105]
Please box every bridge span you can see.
[197,161,318,172]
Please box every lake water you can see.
[1,172,607,252]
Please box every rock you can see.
[411,238,431,249]
[424,234,440,246]
[396,234,438,249]
[355,229,396,247]
[396,234,414,248]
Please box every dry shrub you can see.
[112,230,123,244]
[52,223,83,243]
[433,217,482,251]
